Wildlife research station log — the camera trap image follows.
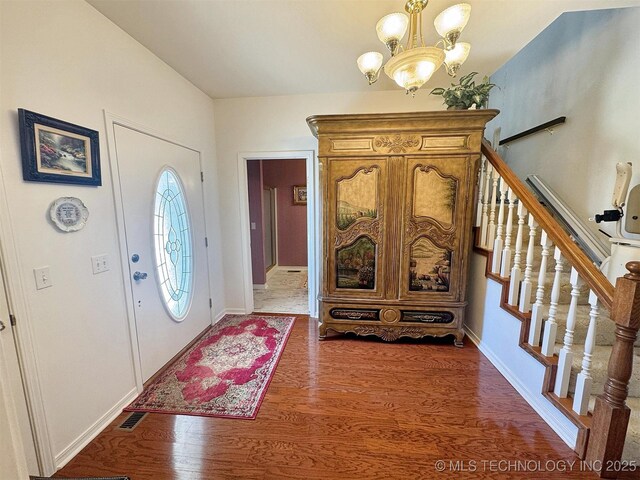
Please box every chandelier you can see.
[357,1,471,96]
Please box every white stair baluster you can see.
[554,267,584,397]
[475,155,486,227]
[518,214,538,313]
[486,169,499,249]
[500,188,516,277]
[491,178,508,273]
[572,291,599,415]
[508,202,527,306]
[480,163,493,248]
[541,247,565,357]
[528,231,553,346]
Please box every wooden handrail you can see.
[481,139,614,310]
[499,116,566,146]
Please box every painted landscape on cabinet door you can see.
[409,238,451,292]
[412,166,457,227]
[336,236,376,289]
[336,167,378,230]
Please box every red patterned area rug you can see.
[125,315,295,419]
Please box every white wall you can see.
[0,0,223,472]
[214,91,443,310]
[487,7,640,242]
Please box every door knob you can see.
[133,271,148,281]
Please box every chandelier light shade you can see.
[357,1,472,95]
[434,3,471,48]
[376,13,409,55]
[444,42,471,76]
[357,52,384,84]
[384,46,444,92]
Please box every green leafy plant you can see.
[430,72,495,110]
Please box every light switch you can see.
[34,267,52,290]
[91,254,110,274]
[251,222,256,230]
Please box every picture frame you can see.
[18,109,101,186]
[293,185,307,205]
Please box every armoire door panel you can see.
[327,157,387,299]
[408,237,453,293]
[400,156,471,301]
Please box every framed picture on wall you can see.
[18,109,101,186]
[293,185,307,205]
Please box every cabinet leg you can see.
[319,322,328,339]
[454,331,465,348]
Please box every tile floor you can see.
[253,269,309,314]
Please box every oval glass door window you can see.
[153,167,193,320]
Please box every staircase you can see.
[473,141,640,478]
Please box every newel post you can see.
[585,261,640,477]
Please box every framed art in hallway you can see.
[293,184,307,205]
[18,109,101,186]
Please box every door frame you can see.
[262,186,278,273]
[237,151,319,317]
[0,131,52,474]
[104,111,214,392]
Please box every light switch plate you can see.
[33,267,52,290]
[251,222,256,230]
[91,254,110,274]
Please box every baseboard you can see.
[278,265,308,271]
[464,326,578,450]
[213,309,228,323]
[266,265,278,281]
[222,308,249,315]
[253,284,267,290]
[54,387,138,470]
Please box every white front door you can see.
[114,125,211,382]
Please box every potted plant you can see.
[430,72,495,110]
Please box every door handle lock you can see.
[0,320,5,332]
[133,271,148,281]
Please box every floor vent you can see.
[117,412,147,431]
[287,270,301,273]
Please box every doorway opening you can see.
[238,151,319,317]
[247,159,309,314]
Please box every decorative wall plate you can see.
[49,197,89,232]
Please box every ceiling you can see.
[88,0,640,99]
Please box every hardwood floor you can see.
[56,315,601,479]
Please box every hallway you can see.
[253,269,309,314]
[56,315,596,479]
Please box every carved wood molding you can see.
[334,219,382,247]
[374,135,420,154]
[404,220,455,247]
[352,325,433,342]
[334,165,379,184]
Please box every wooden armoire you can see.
[307,110,498,345]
